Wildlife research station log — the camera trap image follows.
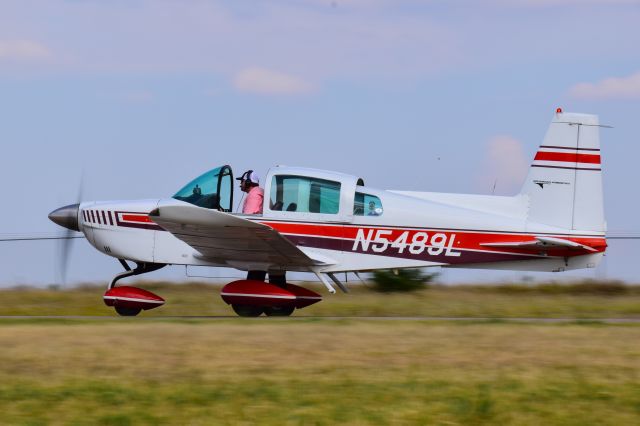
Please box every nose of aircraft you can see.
[48,203,81,232]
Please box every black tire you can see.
[115,306,142,317]
[232,304,264,317]
[263,306,295,317]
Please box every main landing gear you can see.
[221,271,322,317]
[103,260,166,317]
[103,264,322,318]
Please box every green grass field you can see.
[0,282,638,425]
[0,319,638,425]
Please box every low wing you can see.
[480,236,598,252]
[149,200,330,270]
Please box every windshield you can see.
[173,166,233,210]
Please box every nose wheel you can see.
[105,260,167,317]
[115,306,142,317]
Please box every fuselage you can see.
[78,183,606,275]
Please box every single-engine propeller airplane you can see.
[48,109,608,317]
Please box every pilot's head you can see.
[237,170,260,193]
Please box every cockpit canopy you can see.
[173,165,233,211]
[173,164,381,220]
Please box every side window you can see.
[270,175,341,214]
[354,192,383,216]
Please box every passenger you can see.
[367,201,378,216]
[237,170,264,214]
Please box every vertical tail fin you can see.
[520,110,605,233]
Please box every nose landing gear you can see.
[104,260,166,317]
[115,306,143,317]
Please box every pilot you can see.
[237,170,264,214]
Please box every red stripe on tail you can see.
[535,151,601,164]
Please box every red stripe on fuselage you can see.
[261,222,345,238]
[121,214,154,223]
[259,221,607,257]
[535,151,601,164]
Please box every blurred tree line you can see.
[370,269,438,293]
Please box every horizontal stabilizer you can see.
[480,236,598,252]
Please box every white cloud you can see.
[479,136,529,195]
[0,40,50,61]
[569,72,640,100]
[233,67,316,95]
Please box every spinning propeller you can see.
[48,179,84,285]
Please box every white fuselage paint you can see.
[78,187,605,275]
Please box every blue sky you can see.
[1,0,639,286]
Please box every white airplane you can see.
[48,109,607,317]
